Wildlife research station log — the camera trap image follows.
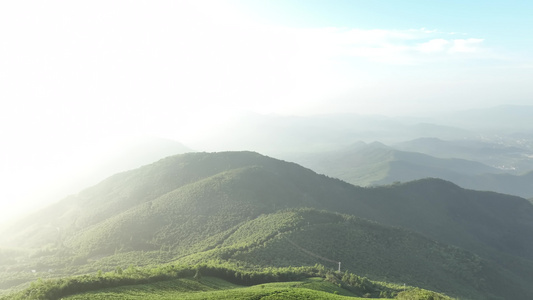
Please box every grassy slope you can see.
[1,152,285,248]
[24,267,451,300]
[62,277,365,300]
[6,263,444,300]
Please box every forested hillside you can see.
[1,151,533,299]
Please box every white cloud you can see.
[449,38,485,53]
[417,39,450,53]
[257,27,488,65]
[0,1,530,226]
[417,27,438,34]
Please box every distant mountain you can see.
[287,141,533,198]
[465,171,533,198]
[2,151,533,299]
[182,106,533,156]
[285,142,503,184]
[395,137,533,173]
[432,105,533,132]
[188,113,477,155]
[281,142,396,186]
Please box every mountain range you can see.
[285,141,533,199]
[188,105,533,154]
[2,151,533,299]
[395,137,533,173]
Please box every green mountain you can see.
[287,142,533,198]
[2,151,533,299]
[285,142,502,185]
[53,276,371,300]
[173,209,515,299]
[5,263,453,300]
[394,137,533,174]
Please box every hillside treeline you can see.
[5,263,436,300]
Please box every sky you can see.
[1,0,533,224]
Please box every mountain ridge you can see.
[286,141,533,198]
[2,151,533,299]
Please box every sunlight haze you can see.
[1,0,533,224]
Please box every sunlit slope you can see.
[60,277,362,300]
[2,151,533,299]
[2,151,315,247]
[4,151,533,265]
[174,209,519,299]
[65,164,330,257]
[57,275,450,300]
[4,263,454,300]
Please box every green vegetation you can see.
[61,278,365,300]
[173,209,503,299]
[1,151,532,299]
[4,263,453,300]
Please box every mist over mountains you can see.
[286,140,533,198]
[3,0,533,297]
[2,151,533,299]
[245,105,533,198]
[5,105,532,223]
[187,105,533,154]
[0,136,192,226]
[1,105,533,299]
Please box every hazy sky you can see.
[1,0,533,224]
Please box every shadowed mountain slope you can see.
[2,151,533,299]
[174,208,526,299]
